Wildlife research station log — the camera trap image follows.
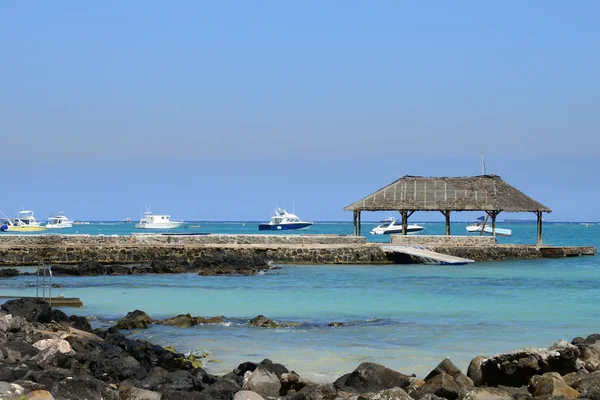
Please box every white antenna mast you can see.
[481,152,486,175]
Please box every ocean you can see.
[1,221,599,382]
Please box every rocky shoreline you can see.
[2,298,600,400]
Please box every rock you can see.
[359,387,413,400]
[28,368,73,388]
[155,313,225,328]
[463,387,515,400]
[38,308,70,324]
[194,316,226,324]
[532,373,579,400]
[479,344,581,387]
[156,314,196,328]
[289,383,338,400]
[88,346,148,383]
[250,315,280,328]
[27,390,56,400]
[199,377,242,400]
[151,260,187,274]
[468,356,487,387]
[0,268,19,278]
[258,358,289,378]
[234,390,267,400]
[572,372,600,400]
[1,298,51,323]
[497,385,530,400]
[411,372,467,400]
[328,322,345,327]
[562,371,589,388]
[120,386,162,400]
[191,250,270,276]
[49,375,119,400]
[0,381,26,397]
[585,334,600,345]
[404,377,426,395]
[162,391,207,400]
[334,362,412,394]
[69,315,93,332]
[115,310,153,329]
[32,338,72,354]
[281,371,310,395]
[425,358,473,389]
[243,365,282,397]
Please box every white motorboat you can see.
[258,208,313,231]
[370,217,424,235]
[0,210,47,232]
[46,214,74,229]
[135,212,183,229]
[16,210,43,227]
[466,216,512,237]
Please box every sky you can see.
[1,1,599,221]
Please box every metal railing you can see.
[36,262,53,307]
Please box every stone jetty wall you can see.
[391,235,495,247]
[0,233,366,246]
[0,234,387,266]
[0,234,589,267]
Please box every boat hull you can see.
[466,225,512,237]
[258,222,313,231]
[371,226,424,235]
[45,224,73,229]
[1,225,48,232]
[135,222,183,229]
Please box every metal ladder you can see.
[36,262,53,307]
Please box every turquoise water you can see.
[3,220,598,245]
[1,222,599,382]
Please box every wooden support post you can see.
[353,210,358,236]
[440,210,451,236]
[486,211,500,241]
[400,210,408,235]
[358,211,362,236]
[535,211,542,246]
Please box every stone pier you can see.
[0,234,595,267]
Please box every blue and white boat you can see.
[258,208,313,231]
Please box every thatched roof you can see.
[344,175,551,213]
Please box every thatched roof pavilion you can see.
[345,175,551,244]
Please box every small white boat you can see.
[370,217,424,235]
[466,217,512,237]
[135,212,183,229]
[46,214,74,229]
[258,208,313,231]
[124,217,132,223]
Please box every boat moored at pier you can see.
[370,217,424,235]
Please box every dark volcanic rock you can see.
[0,268,19,278]
[467,356,487,387]
[334,362,413,394]
[191,249,269,275]
[198,377,242,400]
[290,383,338,400]
[1,298,50,323]
[412,372,471,400]
[88,345,148,383]
[425,358,473,388]
[258,358,289,378]
[155,313,225,328]
[69,314,93,332]
[49,374,119,400]
[115,310,153,329]
[151,259,188,274]
[38,308,69,324]
[250,315,280,328]
[479,341,581,387]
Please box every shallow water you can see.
[1,222,599,382]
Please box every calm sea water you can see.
[1,222,599,382]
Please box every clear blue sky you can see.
[1,1,598,221]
